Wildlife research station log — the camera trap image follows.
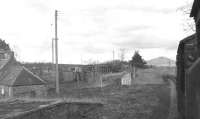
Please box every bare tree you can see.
[178,2,195,32]
[118,48,126,61]
[12,45,21,61]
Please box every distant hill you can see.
[147,57,176,67]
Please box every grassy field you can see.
[54,67,174,119]
[0,67,174,119]
[60,82,170,119]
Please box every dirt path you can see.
[167,80,177,119]
[131,69,165,85]
[149,84,170,119]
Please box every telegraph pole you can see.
[112,49,115,61]
[52,38,54,64]
[55,10,59,94]
[51,22,55,81]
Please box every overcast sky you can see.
[0,0,194,64]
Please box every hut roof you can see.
[0,65,46,86]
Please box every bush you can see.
[130,51,146,68]
[162,74,176,83]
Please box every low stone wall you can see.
[5,101,103,119]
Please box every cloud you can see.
[0,0,186,63]
[112,5,176,14]
[113,33,179,50]
[25,0,50,13]
[116,25,153,33]
[83,45,107,54]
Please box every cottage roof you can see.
[0,65,46,87]
[0,49,46,87]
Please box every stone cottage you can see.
[0,50,47,97]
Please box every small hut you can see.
[0,51,47,97]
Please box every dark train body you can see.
[176,34,198,119]
[176,0,200,119]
